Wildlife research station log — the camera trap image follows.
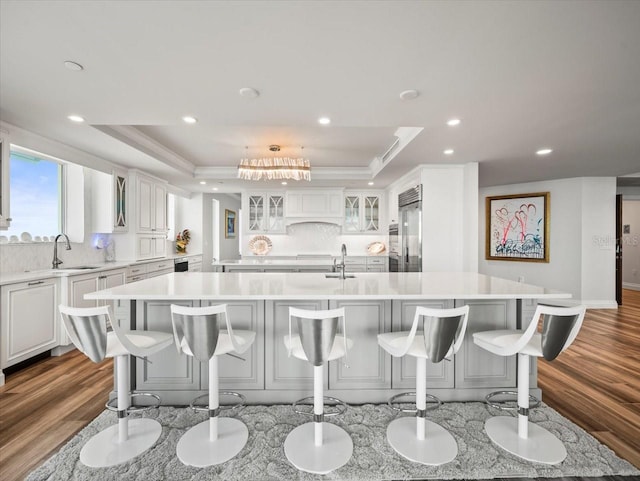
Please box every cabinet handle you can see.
[158,264,166,268]
[99,275,107,280]
[6,217,12,221]
[151,228,156,231]
[28,280,44,286]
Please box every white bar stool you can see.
[170,303,256,467]
[58,304,173,468]
[473,304,586,464]
[282,306,354,475]
[377,305,469,466]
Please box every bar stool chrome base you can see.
[485,416,567,465]
[105,392,162,413]
[284,422,353,475]
[80,418,162,468]
[189,391,246,412]
[176,417,248,468]
[387,416,458,466]
[485,390,541,412]
[293,395,347,417]
[388,391,442,413]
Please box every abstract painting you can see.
[225,209,236,238]
[486,192,550,262]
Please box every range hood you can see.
[285,218,343,228]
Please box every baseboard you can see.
[622,282,640,291]
[51,344,76,356]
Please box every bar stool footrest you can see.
[485,390,541,412]
[388,391,442,413]
[105,392,161,413]
[293,396,347,418]
[190,391,246,413]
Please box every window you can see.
[4,150,62,241]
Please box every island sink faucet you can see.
[52,233,71,269]
[334,243,348,279]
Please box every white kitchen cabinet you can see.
[243,192,285,233]
[390,300,455,389]
[343,191,384,233]
[136,174,167,234]
[137,235,167,260]
[91,168,128,233]
[1,278,59,370]
[284,190,343,218]
[58,268,127,346]
[0,130,11,230]
[328,299,392,390]
[366,256,387,272]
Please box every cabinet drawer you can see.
[147,268,174,278]
[367,257,386,265]
[345,257,367,265]
[127,275,145,283]
[127,264,148,277]
[146,260,173,274]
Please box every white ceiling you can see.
[1,0,639,193]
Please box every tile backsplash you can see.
[0,234,111,274]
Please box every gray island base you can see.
[86,272,570,406]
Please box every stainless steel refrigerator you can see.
[397,185,422,272]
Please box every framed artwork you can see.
[486,192,550,262]
[225,209,236,238]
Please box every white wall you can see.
[175,193,203,256]
[479,177,617,307]
[622,200,640,289]
[202,194,241,267]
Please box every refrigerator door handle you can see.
[405,247,409,263]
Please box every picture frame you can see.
[485,192,550,262]
[225,209,236,239]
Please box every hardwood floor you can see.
[538,288,640,469]
[0,292,639,480]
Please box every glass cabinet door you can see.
[344,195,360,232]
[363,196,379,232]
[268,195,284,232]
[114,172,127,231]
[249,195,265,231]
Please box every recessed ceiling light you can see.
[64,60,84,71]
[536,148,553,155]
[444,149,454,155]
[212,187,219,191]
[399,89,419,101]
[239,87,260,98]
[318,117,331,125]
[199,181,206,185]
[281,181,288,186]
[182,116,197,124]
[368,181,374,186]
[67,115,85,123]
[447,118,461,126]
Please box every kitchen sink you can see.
[325,273,356,279]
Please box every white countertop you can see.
[85,272,570,301]
[213,259,337,267]
[0,253,204,286]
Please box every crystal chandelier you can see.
[238,145,311,181]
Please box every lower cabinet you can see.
[135,299,264,392]
[390,300,455,389]
[265,300,329,390]
[454,299,517,389]
[136,300,200,391]
[201,300,264,390]
[328,299,392,390]
[1,278,59,369]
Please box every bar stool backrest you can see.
[59,304,109,363]
[288,307,346,367]
[419,305,469,363]
[170,304,233,362]
[540,309,585,361]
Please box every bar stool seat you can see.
[59,304,173,468]
[283,306,353,475]
[378,305,469,466]
[170,304,255,468]
[473,304,586,465]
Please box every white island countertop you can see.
[85,272,570,301]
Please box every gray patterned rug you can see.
[27,403,639,481]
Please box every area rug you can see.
[27,402,639,481]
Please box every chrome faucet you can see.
[52,233,71,269]
[334,243,348,279]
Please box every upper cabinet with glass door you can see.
[343,191,384,234]
[244,192,285,234]
[0,131,11,229]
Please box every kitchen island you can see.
[86,272,569,405]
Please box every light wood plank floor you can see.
[1,292,639,480]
